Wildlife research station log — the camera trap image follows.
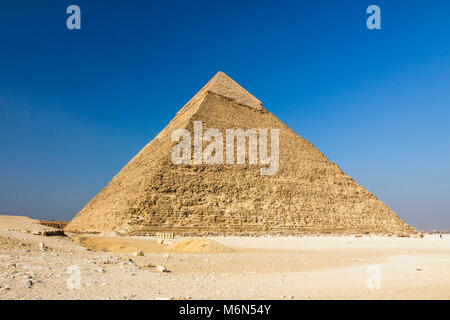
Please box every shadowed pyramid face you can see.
[65,72,415,236]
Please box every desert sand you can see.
[0,215,449,300]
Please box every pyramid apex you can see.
[202,71,263,111]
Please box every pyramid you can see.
[65,72,415,235]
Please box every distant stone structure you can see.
[65,72,415,236]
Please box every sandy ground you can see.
[0,215,449,300]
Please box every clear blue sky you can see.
[0,1,449,229]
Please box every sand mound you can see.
[169,238,232,253]
[72,236,166,253]
[71,236,232,254]
[0,215,62,234]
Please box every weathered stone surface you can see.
[65,72,414,236]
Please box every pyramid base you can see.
[125,226,415,237]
